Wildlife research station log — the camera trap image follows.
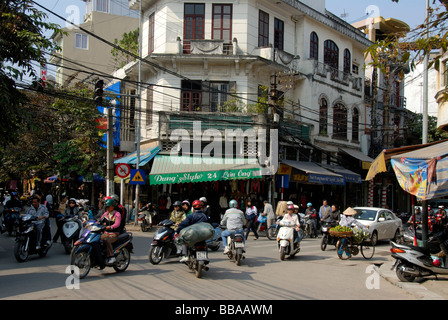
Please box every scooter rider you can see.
[53,198,79,243]
[26,196,50,250]
[175,200,210,262]
[279,204,301,245]
[99,199,122,264]
[221,200,246,254]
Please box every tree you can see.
[0,0,62,145]
[111,29,139,69]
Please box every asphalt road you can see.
[0,220,415,301]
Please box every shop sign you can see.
[150,168,262,185]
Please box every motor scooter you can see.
[390,229,448,282]
[14,214,52,262]
[223,227,245,266]
[320,219,338,251]
[2,207,21,236]
[148,219,180,264]
[277,220,300,260]
[71,222,133,279]
[60,215,83,254]
[184,240,210,278]
[138,203,157,232]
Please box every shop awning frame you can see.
[320,164,362,184]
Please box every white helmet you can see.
[199,197,207,203]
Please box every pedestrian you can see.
[305,202,318,238]
[319,199,331,223]
[263,200,275,228]
[245,200,259,240]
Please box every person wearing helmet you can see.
[305,202,318,238]
[181,200,193,216]
[175,200,210,262]
[199,196,214,222]
[170,200,186,230]
[99,199,122,264]
[278,204,301,244]
[221,200,246,254]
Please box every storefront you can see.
[148,153,268,222]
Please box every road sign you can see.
[115,163,131,178]
[130,169,146,185]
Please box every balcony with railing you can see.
[312,61,363,92]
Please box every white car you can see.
[353,207,403,245]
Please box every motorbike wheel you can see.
[235,248,243,266]
[267,227,276,240]
[195,261,203,278]
[321,234,328,251]
[148,246,164,265]
[14,240,29,262]
[336,238,352,260]
[71,251,91,279]
[280,247,286,261]
[113,248,131,273]
[396,262,417,282]
[140,222,147,232]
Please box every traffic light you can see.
[94,79,104,105]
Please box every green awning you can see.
[149,154,263,185]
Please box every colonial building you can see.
[114,0,375,211]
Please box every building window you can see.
[258,10,269,47]
[324,40,339,70]
[74,33,88,50]
[148,12,155,54]
[274,18,284,51]
[212,4,232,42]
[181,80,202,111]
[147,86,153,125]
[183,3,205,53]
[333,103,347,140]
[210,82,230,112]
[319,98,328,135]
[343,49,351,73]
[95,0,109,13]
[352,108,359,141]
[310,32,318,60]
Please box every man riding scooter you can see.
[221,200,246,254]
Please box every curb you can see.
[376,260,445,300]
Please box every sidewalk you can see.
[377,259,447,300]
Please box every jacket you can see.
[221,208,246,231]
[26,204,49,224]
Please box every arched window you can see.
[324,40,339,69]
[319,97,328,134]
[352,107,359,141]
[333,103,347,139]
[343,49,351,74]
[310,32,318,60]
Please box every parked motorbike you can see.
[14,214,52,262]
[148,219,180,264]
[138,204,156,232]
[183,240,210,278]
[277,220,300,260]
[59,215,83,254]
[320,220,339,251]
[390,229,448,282]
[222,227,245,266]
[207,223,222,251]
[2,207,21,236]
[71,222,133,279]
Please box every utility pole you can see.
[421,0,430,248]
[134,0,143,224]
